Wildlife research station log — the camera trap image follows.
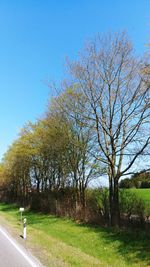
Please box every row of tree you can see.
[0,32,149,226]
[0,97,101,209]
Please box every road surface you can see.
[0,226,43,267]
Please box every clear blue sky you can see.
[0,0,150,160]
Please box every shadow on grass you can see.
[26,212,62,226]
[0,203,149,266]
[0,203,59,225]
[77,223,150,266]
[26,211,150,266]
[0,203,18,212]
[24,209,150,266]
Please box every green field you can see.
[0,203,149,267]
[127,188,150,205]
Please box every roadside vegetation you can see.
[0,31,149,267]
[0,202,149,267]
[0,31,149,230]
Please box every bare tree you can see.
[66,32,150,226]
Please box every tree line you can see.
[0,32,149,227]
[119,171,150,188]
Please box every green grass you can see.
[0,203,149,267]
[127,189,150,205]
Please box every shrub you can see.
[119,190,145,221]
[85,188,109,224]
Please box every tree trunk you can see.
[37,179,40,193]
[109,176,113,225]
[109,177,120,227]
[112,178,120,226]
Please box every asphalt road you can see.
[0,226,42,267]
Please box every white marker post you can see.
[19,207,24,223]
[23,218,27,240]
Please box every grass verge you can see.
[0,203,149,267]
